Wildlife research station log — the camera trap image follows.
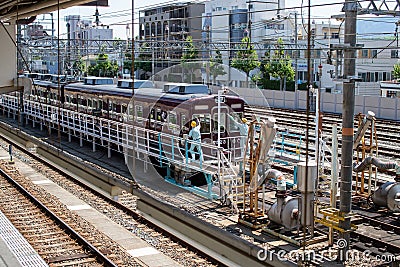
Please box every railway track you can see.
[249,106,400,179]
[2,104,400,266]
[351,213,400,263]
[0,161,123,267]
[0,139,221,267]
[249,106,400,158]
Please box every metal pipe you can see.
[330,123,338,245]
[353,111,375,149]
[353,156,399,175]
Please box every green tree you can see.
[72,58,85,77]
[181,36,199,82]
[134,43,152,79]
[123,52,132,77]
[209,49,226,85]
[393,63,400,79]
[262,38,295,91]
[230,36,260,87]
[88,53,118,77]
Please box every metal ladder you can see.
[218,151,243,213]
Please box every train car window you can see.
[136,105,143,118]
[181,114,187,130]
[81,98,87,106]
[168,112,178,131]
[180,113,189,131]
[228,112,242,132]
[127,105,134,121]
[150,108,155,120]
[156,108,162,121]
[116,104,121,113]
[161,110,167,122]
[213,113,226,132]
[193,114,211,134]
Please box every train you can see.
[29,75,247,185]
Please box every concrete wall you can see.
[229,87,400,121]
[0,23,16,88]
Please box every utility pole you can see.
[248,0,252,42]
[338,0,358,260]
[396,21,400,58]
[294,12,298,92]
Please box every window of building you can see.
[324,32,327,39]
[232,5,238,10]
[331,32,339,39]
[378,72,383,81]
[391,50,398,58]
[360,72,366,82]
[371,49,377,58]
[361,49,368,58]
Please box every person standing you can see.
[188,120,203,162]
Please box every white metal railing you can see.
[0,94,246,204]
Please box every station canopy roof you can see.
[0,0,108,21]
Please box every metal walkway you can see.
[0,95,245,205]
[0,94,310,209]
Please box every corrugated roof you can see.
[0,0,108,21]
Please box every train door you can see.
[211,106,229,147]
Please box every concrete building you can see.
[138,2,205,43]
[137,2,205,79]
[203,0,285,63]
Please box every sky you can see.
[47,0,390,39]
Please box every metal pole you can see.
[396,21,399,58]
[248,0,252,42]
[152,39,155,83]
[130,0,136,194]
[294,12,298,92]
[329,123,339,245]
[339,0,357,260]
[217,89,221,148]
